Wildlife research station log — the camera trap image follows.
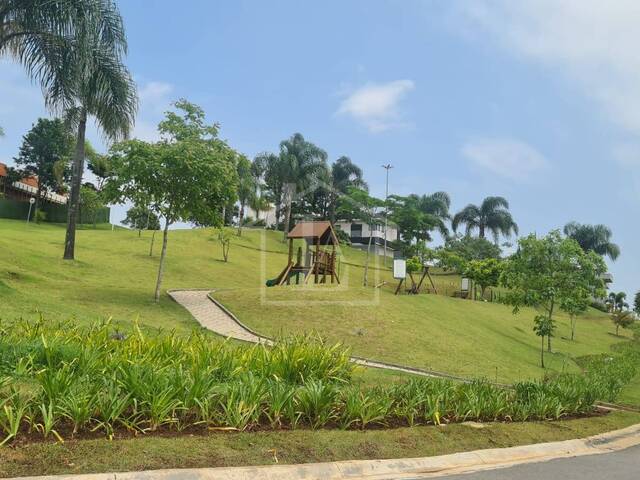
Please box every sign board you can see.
[461,277,470,292]
[393,258,406,279]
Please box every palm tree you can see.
[563,222,620,261]
[328,156,367,223]
[452,196,518,242]
[248,192,270,223]
[278,133,327,241]
[236,154,256,236]
[0,0,137,260]
[606,291,628,313]
[388,191,451,245]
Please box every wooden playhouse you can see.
[266,221,340,286]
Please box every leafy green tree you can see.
[105,100,238,302]
[1,165,22,196]
[440,235,502,262]
[14,118,73,216]
[254,152,285,226]
[388,192,450,249]
[79,185,103,228]
[634,291,640,316]
[85,142,111,191]
[463,258,503,300]
[501,231,606,355]
[248,192,271,223]
[123,205,160,237]
[533,315,554,368]
[563,222,620,261]
[236,154,256,236]
[611,310,635,336]
[452,196,518,241]
[561,295,589,341]
[337,187,384,286]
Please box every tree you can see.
[606,291,628,313]
[533,315,554,368]
[79,185,103,228]
[561,295,589,341]
[236,155,256,236]
[388,192,450,248]
[1,165,23,196]
[58,2,137,260]
[85,142,111,191]
[463,258,503,300]
[277,133,327,240]
[501,231,606,355]
[122,205,160,237]
[255,152,285,227]
[634,291,640,316]
[14,118,73,217]
[0,1,137,258]
[440,235,501,262]
[563,222,620,261]
[105,100,238,302]
[248,193,270,222]
[452,196,518,242]
[611,310,635,337]
[328,156,366,223]
[337,187,383,286]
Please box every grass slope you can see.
[0,218,633,385]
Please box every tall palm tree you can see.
[278,133,327,241]
[452,196,518,241]
[328,156,367,223]
[606,291,628,313]
[563,222,620,261]
[389,191,451,245]
[0,0,137,260]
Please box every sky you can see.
[0,0,639,297]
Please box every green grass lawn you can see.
[0,218,634,387]
[1,411,637,478]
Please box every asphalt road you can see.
[442,444,640,480]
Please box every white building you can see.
[334,220,398,255]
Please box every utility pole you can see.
[382,164,393,267]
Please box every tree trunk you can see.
[547,300,555,352]
[154,220,170,302]
[238,201,244,236]
[540,335,545,368]
[363,230,373,287]
[282,183,294,242]
[149,230,156,256]
[63,109,87,260]
[34,181,42,222]
[616,324,620,336]
[570,315,577,341]
[479,224,485,239]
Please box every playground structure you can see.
[266,221,341,286]
[394,261,438,295]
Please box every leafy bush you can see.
[0,318,637,444]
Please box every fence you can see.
[0,197,110,224]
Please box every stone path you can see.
[168,289,464,380]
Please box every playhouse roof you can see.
[287,221,339,246]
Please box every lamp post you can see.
[26,197,35,223]
[382,163,393,267]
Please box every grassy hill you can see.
[0,218,634,387]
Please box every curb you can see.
[10,423,640,480]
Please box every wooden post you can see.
[286,238,294,285]
[314,237,320,284]
[394,278,404,295]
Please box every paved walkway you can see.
[168,289,455,380]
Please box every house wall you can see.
[334,220,398,243]
[0,197,110,224]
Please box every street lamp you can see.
[26,197,35,224]
[382,163,393,267]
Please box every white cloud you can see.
[336,79,415,133]
[132,80,174,141]
[455,0,640,134]
[461,137,549,181]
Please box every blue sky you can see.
[1,0,639,297]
